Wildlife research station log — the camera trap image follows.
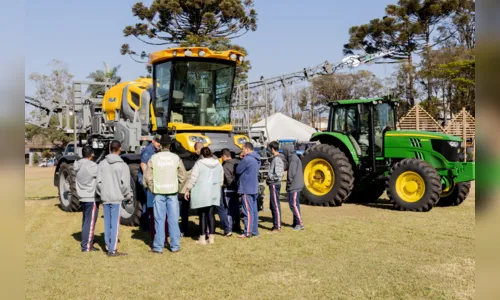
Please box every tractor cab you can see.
[327,98,398,173]
[148,47,249,155]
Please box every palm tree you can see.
[86,62,121,97]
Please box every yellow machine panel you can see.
[102,78,152,122]
[149,47,245,65]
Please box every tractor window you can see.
[333,107,346,131]
[373,103,395,156]
[347,105,370,156]
[153,61,172,128]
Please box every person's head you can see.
[221,148,232,161]
[241,142,254,157]
[200,147,213,159]
[82,145,94,160]
[159,134,173,151]
[151,136,161,150]
[194,142,204,155]
[110,140,121,154]
[268,141,280,156]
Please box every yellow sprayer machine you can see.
[42,47,250,225]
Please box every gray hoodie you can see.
[96,154,132,204]
[282,144,304,192]
[73,158,98,202]
[266,155,284,185]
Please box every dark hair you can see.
[268,141,279,152]
[200,147,212,158]
[110,140,121,153]
[82,146,94,158]
[243,142,254,151]
[221,148,231,157]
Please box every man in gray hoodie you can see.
[74,146,99,252]
[282,144,305,230]
[97,140,133,257]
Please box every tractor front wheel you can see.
[437,181,471,207]
[120,163,143,226]
[57,162,80,212]
[387,159,441,212]
[301,144,354,206]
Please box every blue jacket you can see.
[138,143,158,186]
[235,151,261,195]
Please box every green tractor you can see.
[301,97,475,211]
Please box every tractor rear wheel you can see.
[58,162,80,212]
[387,159,441,212]
[437,181,471,207]
[120,163,143,226]
[301,144,354,206]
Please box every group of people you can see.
[74,135,305,256]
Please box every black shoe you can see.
[150,250,162,255]
[107,251,128,257]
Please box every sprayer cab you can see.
[148,47,244,133]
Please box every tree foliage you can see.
[121,0,257,82]
[26,61,74,147]
[86,62,122,97]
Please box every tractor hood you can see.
[385,130,462,142]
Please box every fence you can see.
[397,105,475,161]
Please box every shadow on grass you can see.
[349,198,397,211]
[71,232,107,252]
[26,196,58,200]
[258,215,294,230]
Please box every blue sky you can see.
[25,0,397,96]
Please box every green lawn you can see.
[25,166,474,299]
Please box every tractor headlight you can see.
[230,53,237,61]
[199,50,206,57]
[238,55,244,62]
[189,136,207,144]
[185,49,192,57]
[237,137,248,144]
[447,141,460,148]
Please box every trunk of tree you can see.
[425,31,432,102]
[408,54,415,106]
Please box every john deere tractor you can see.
[301,97,475,211]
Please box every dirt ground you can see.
[25,166,475,299]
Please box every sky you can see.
[25,0,398,97]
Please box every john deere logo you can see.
[109,97,116,102]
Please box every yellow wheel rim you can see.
[441,181,455,197]
[395,171,426,203]
[304,158,335,196]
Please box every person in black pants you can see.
[73,146,100,252]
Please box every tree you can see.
[86,63,122,97]
[121,0,257,83]
[32,153,40,165]
[26,61,74,147]
[437,0,475,49]
[42,149,53,160]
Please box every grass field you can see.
[25,166,475,299]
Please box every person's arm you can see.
[145,160,154,191]
[288,159,298,185]
[96,163,102,196]
[177,159,187,189]
[275,158,285,179]
[235,157,248,175]
[220,165,224,187]
[185,161,200,191]
[121,163,132,200]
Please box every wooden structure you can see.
[396,104,445,133]
[444,108,476,161]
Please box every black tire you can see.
[347,176,386,203]
[57,162,80,212]
[387,159,441,212]
[120,163,143,226]
[437,181,471,207]
[301,144,354,206]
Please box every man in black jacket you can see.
[282,144,305,230]
[218,148,241,236]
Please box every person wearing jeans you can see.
[235,142,261,238]
[97,140,133,257]
[145,134,187,254]
[218,148,240,236]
